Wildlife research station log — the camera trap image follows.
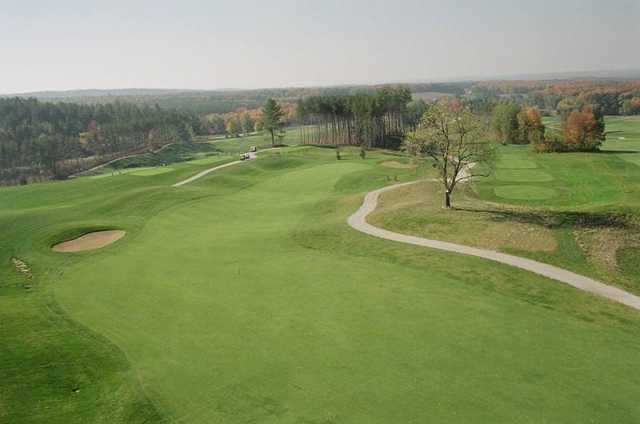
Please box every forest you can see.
[0,98,202,185]
[296,87,424,148]
[470,80,640,116]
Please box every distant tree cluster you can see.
[489,99,605,152]
[622,97,640,115]
[472,80,640,117]
[534,105,605,153]
[0,97,201,185]
[491,102,545,145]
[203,103,296,137]
[296,87,413,148]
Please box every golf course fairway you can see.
[2,147,640,423]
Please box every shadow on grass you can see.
[456,205,636,230]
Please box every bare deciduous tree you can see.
[405,99,492,208]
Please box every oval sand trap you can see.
[53,230,126,253]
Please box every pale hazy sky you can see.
[1,0,639,93]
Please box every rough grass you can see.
[370,181,558,252]
[2,143,640,423]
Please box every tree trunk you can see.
[443,190,452,209]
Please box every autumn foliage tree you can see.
[622,97,640,115]
[225,118,240,137]
[517,107,545,145]
[561,105,605,151]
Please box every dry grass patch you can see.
[369,181,557,252]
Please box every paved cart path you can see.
[173,152,257,187]
[348,180,640,311]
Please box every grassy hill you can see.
[1,135,640,422]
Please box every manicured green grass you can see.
[495,169,554,183]
[495,155,538,169]
[2,143,640,423]
[494,184,558,200]
[91,166,176,177]
[128,167,175,176]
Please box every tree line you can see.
[203,102,298,137]
[0,97,203,185]
[296,87,421,148]
[471,80,640,117]
[490,100,605,152]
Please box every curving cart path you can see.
[348,180,640,311]
[172,152,257,187]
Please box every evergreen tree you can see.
[261,98,284,145]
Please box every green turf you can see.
[495,169,554,183]
[2,143,640,423]
[494,184,558,200]
[91,166,175,177]
[617,247,640,280]
[495,155,538,169]
[128,167,175,176]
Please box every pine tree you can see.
[261,98,284,145]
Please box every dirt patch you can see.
[381,161,416,169]
[52,230,126,253]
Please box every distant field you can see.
[3,141,640,422]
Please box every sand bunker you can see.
[52,230,126,253]
[381,161,416,169]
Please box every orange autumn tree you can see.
[562,105,605,151]
[517,107,545,145]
